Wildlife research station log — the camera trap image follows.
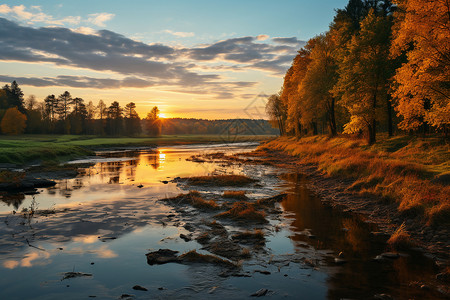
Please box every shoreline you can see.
[239,137,449,266]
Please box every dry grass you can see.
[232,229,265,241]
[387,222,413,250]
[216,201,267,223]
[261,135,450,226]
[182,175,257,186]
[178,250,236,267]
[163,191,219,210]
[223,190,247,199]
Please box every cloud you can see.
[164,29,195,38]
[256,34,269,41]
[272,37,304,45]
[0,16,306,100]
[0,4,113,27]
[87,13,115,27]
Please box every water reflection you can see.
[280,173,442,300]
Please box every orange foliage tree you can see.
[1,107,27,135]
[391,0,450,131]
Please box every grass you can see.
[223,190,247,199]
[387,222,413,250]
[177,250,237,267]
[163,191,219,210]
[216,201,267,223]
[231,229,265,241]
[0,134,272,165]
[182,175,257,187]
[260,135,450,226]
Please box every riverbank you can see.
[246,135,449,260]
[0,134,273,166]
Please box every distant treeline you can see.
[266,0,449,144]
[0,82,276,136]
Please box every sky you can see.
[0,0,348,119]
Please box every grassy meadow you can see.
[0,134,273,165]
[260,135,450,226]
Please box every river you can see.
[0,143,444,299]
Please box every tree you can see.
[266,94,287,136]
[145,106,161,136]
[106,101,123,135]
[9,81,25,113]
[1,107,27,135]
[25,95,37,111]
[124,102,141,135]
[299,34,339,136]
[97,100,107,120]
[281,42,314,136]
[57,91,72,120]
[333,10,394,144]
[390,0,450,132]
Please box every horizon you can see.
[0,0,347,119]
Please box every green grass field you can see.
[0,134,274,165]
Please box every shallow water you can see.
[0,143,445,299]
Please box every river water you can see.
[0,143,444,299]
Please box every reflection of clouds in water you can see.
[3,260,19,269]
[97,245,118,258]
[73,235,98,244]
[3,251,51,269]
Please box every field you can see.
[0,134,274,165]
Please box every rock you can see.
[251,288,268,297]
[334,258,347,265]
[179,233,191,242]
[373,294,393,300]
[137,184,143,188]
[62,271,93,280]
[381,252,400,259]
[161,181,169,184]
[146,249,179,265]
[255,270,271,275]
[436,272,450,282]
[119,294,134,299]
[132,285,148,291]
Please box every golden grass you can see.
[182,175,257,186]
[216,201,267,222]
[232,229,265,241]
[223,190,247,199]
[387,222,413,250]
[261,135,450,226]
[163,191,219,210]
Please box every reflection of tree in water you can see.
[146,153,160,170]
[59,179,72,198]
[0,193,25,210]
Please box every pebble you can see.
[251,288,268,297]
[132,285,148,291]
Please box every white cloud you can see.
[0,4,111,27]
[87,12,115,27]
[71,26,98,36]
[256,34,269,41]
[0,4,12,14]
[164,29,195,38]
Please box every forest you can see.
[266,0,449,144]
[0,82,276,137]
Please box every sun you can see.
[159,113,167,119]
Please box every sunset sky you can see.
[0,0,347,119]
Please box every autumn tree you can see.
[280,42,313,136]
[390,0,450,132]
[1,107,27,135]
[299,34,339,136]
[145,106,161,136]
[266,94,287,136]
[333,10,394,144]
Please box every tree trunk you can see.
[328,98,337,136]
[387,95,393,136]
[312,122,318,135]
